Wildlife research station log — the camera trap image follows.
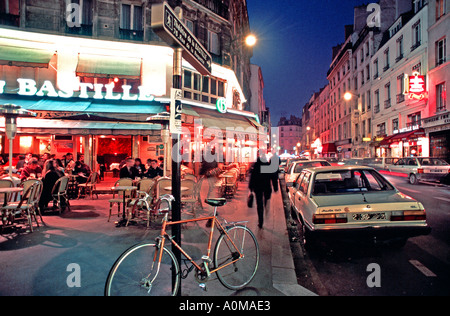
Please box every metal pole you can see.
[172,45,183,296]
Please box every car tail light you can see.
[313,214,347,224]
[417,168,424,174]
[391,210,426,221]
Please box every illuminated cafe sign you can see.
[0,78,156,101]
[403,71,427,101]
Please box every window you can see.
[407,112,421,127]
[392,118,399,132]
[207,30,220,55]
[383,49,390,71]
[367,90,371,110]
[368,118,372,134]
[396,35,403,61]
[374,89,380,113]
[300,172,311,195]
[436,0,445,20]
[411,21,421,50]
[373,59,379,79]
[397,74,405,103]
[120,3,143,40]
[384,82,391,108]
[436,82,447,112]
[436,37,447,66]
[377,123,386,136]
[65,0,93,35]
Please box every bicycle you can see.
[105,194,260,296]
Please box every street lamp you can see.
[0,104,36,179]
[245,34,257,47]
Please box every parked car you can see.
[340,158,366,165]
[287,166,431,248]
[363,157,399,170]
[389,157,450,184]
[285,160,330,189]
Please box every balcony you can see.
[66,24,93,36]
[384,99,391,109]
[374,104,380,113]
[396,93,405,103]
[395,54,403,63]
[119,29,143,41]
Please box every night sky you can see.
[247,0,371,125]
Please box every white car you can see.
[287,166,431,248]
[388,157,450,184]
[285,160,330,190]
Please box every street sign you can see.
[151,2,212,76]
[170,88,183,134]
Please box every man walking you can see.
[248,150,279,229]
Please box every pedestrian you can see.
[248,150,279,229]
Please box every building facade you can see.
[277,115,302,155]
[0,0,264,172]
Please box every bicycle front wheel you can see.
[213,225,259,290]
[105,243,180,296]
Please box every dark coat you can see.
[248,157,279,194]
[119,166,140,179]
[39,170,62,208]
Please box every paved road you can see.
[284,175,450,296]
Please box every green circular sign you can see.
[216,98,227,114]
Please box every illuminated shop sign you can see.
[0,78,156,101]
[403,71,427,101]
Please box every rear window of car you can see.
[418,158,449,166]
[294,161,329,173]
[312,169,394,195]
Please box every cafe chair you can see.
[108,178,133,222]
[51,176,71,214]
[1,180,43,232]
[155,177,172,199]
[126,179,156,227]
[77,172,98,199]
[0,179,14,206]
[180,179,196,215]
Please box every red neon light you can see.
[407,72,427,100]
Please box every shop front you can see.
[376,128,428,158]
[423,112,450,163]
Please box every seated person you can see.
[39,160,63,210]
[119,158,140,179]
[144,159,163,179]
[20,158,43,181]
[74,160,91,184]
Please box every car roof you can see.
[302,165,376,172]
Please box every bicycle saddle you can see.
[205,198,227,207]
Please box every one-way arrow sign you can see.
[151,2,212,76]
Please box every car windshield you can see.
[418,158,449,166]
[312,169,395,195]
[294,161,330,173]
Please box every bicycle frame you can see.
[155,212,245,276]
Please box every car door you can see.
[390,158,405,174]
[291,172,305,212]
[294,171,312,221]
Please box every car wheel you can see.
[409,174,418,185]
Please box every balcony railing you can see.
[65,24,93,36]
[119,29,144,41]
[396,93,405,103]
[384,99,391,108]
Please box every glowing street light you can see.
[245,34,257,47]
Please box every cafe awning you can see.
[76,54,142,78]
[0,117,161,136]
[0,45,55,68]
[322,143,336,153]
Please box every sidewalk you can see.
[0,176,316,296]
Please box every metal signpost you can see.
[151,1,212,296]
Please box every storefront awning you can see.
[76,54,142,78]
[0,45,55,68]
[322,143,336,153]
[0,117,161,136]
[389,128,426,143]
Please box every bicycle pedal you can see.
[199,283,207,292]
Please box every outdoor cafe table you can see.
[0,187,23,206]
[111,185,137,227]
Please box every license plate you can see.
[352,213,386,221]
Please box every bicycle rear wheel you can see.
[105,242,180,296]
[213,225,259,290]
